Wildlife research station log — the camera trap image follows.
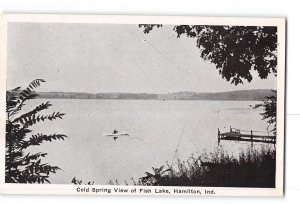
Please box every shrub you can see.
[6,79,67,183]
[137,147,276,187]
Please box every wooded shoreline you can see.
[32,89,274,101]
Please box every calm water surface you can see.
[25,99,274,184]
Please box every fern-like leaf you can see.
[12,102,52,124]
[19,112,65,128]
[21,133,67,149]
[9,79,45,118]
[6,79,67,184]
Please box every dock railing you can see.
[218,126,276,145]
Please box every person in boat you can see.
[113,129,118,134]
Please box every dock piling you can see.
[218,127,276,145]
[217,128,220,146]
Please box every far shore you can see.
[31,89,274,101]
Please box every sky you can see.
[7,23,277,93]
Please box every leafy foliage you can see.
[139,24,278,137]
[139,24,277,85]
[6,79,67,183]
[115,147,275,187]
[138,165,171,186]
[253,90,277,136]
[71,177,94,185]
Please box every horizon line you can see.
[34,88,274,95]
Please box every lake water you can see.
[24,99,274,185]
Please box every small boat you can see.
[103,132,129,137]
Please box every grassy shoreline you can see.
[106,147,276,188]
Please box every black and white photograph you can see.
[0,14,285,196]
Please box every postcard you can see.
[0,14,285,196]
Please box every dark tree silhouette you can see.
[139,24,278,135]
[6,79,67,183]
[253,90,277,136]
[139,25,277,85]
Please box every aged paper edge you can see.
[0,14,286,196]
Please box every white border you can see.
[0,14,285,196]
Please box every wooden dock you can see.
[218,127,276,145]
